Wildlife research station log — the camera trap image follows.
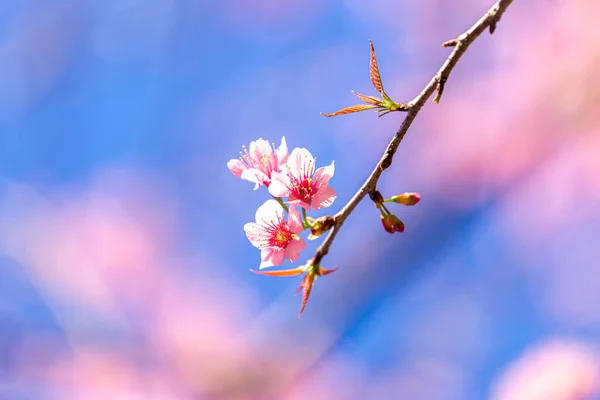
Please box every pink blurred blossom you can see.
[491,340,600,400]
[0,170,316,398]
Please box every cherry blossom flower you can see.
[227,137,288,189]
[268,148,336,211]
[244,199,307,269]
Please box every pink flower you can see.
[268,148,337,211]
[244,199,307,269]
[227,137,289,190]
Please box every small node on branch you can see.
[369,190,385,206]
[380,154,393,170]
[309,216,335,239]
[433,75,448,104]
[489,13,503,34]
[442,39,459,48]
[489,8,505,34]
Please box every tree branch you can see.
[312,0,513,267]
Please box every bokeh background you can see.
[1,0,600,399]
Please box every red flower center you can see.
[269,226,292,248]
[262,217,292,249]
[291,177,315,203]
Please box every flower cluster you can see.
[228,43,423,317]
[228,137,338,316]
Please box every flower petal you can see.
[284,238,307,263]
[249,138,269,160]
[312,185,337,210]
[288,197,311,211]
[259,248,275,269]
[276,136,289,166]
[244,222,268,248]
[240,168,269,189]
[287,148,314,179]
[227,158,246,178]
[287,206,304,233]
[255,199,283,224]
[268,171,291,197]
[270,249,285,266]
[314,161,335,187]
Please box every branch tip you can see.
[442,39,459,48]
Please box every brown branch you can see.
[312,0,513,267]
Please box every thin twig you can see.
[311,0,513,267]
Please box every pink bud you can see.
[390,192,420,206]
[380,214,396,234]
[389,214,405,232]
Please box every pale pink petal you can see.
[287,148,314,178]
[284,238,307,262]
[276,136,289,166]
[312,185,337,210]
[286,148,303,177]
[288,196,311,211]
[256,138,272,157]
[268,171,291,197]
[227,158,247,178]
[244,222,268,247]
[287,206,304,233]
[314,161,335,186]
[255,199,283,224]
[299,148,315,178]
[249,138,269,160]
[269,249,286,266]
[259,248,275,269]
[241,168,269,189]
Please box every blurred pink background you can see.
[1,0,600,399]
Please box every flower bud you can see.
[388,214,405,232]
[389,192,420,206]
[309,216,335,239]
[380,214,396,234]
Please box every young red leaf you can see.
[320,104,378,117]
[319,266,339,276]
[296,273,315,317]
[351,91,381,105]
[369,41,384,93]
[250,267,305,277]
